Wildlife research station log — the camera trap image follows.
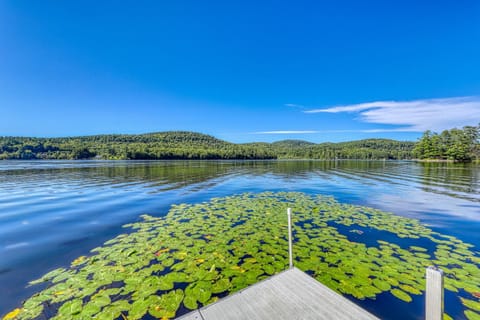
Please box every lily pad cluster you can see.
[3,192,480,320]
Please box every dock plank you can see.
[177,310,203,320]
[178,267,379,320]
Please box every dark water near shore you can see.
[0,160,479,319]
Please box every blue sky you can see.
[1,1,479,143]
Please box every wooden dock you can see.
[178,267,379,320]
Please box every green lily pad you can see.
[399,284,422,295]
[183,294,198,310]
[462,298,480,312]
[58,299,83,316]
[373,279,391,291]
[390,289,412,303]
[128,298,150,320]
[212,278,231,293]
[465,310,480,320]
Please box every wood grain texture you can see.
[426,266,444,320]
[177,310,203,320]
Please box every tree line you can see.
[412,125,479,162]
[0,131,415,160]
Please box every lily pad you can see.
[57,299,83,316]
[390,289,412,303]
[465,310,480,320]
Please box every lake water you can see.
[0,160,479,319]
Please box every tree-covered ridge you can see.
[271,139,316,148]
[413,125,480,162]
[0,132,414,160]
[0,132,273,160]
[261,139,414,160]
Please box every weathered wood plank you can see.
[179,268,379,320]
[426,266,444,320]
[287,207,293,268]
[177,310,203,320]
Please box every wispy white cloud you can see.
[254,130,319,134]
[253,129,394,134]
[284,103,305,109]
[304,96,480,132]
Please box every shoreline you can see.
[414,159,478,164]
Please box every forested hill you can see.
[0,131,415,160]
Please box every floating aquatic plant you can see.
[3,192,480,320]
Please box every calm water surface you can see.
[0,160,479,319]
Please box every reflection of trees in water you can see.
[418,162,479,196]
[0,161,478,199]
[0,162,233,191]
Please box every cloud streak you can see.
[253,129,396,134]
[254,130,319,134]
[304,96,480,132]
[284,103,306,109]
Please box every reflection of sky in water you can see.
[0,160,479,315]
[373,191,479,221]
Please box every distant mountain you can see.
[0,131,414,160]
